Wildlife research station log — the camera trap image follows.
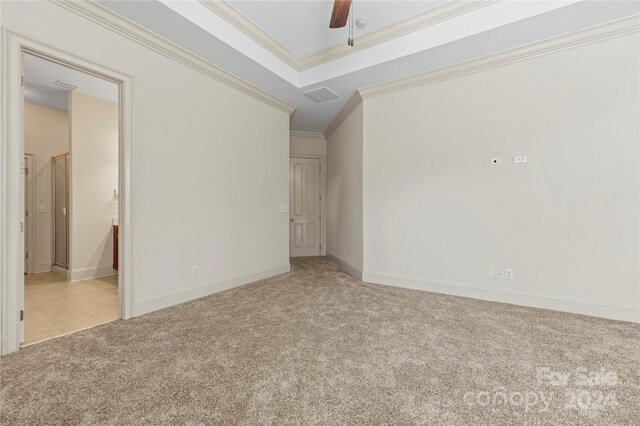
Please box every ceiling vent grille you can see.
[53,79,78,91]
[303,87,338,103]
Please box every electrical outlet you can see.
[490,158,502,165]
[496,268,504,279]
[513,156,528,164]
[487,267,495,278]
[505,269,514,280]
[192,265,199,277]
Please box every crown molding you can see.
[323,91,363,139]
[51,0,296,114]
[199,0,497,72]
[199,0,302,69]
[360,14,640,99]
[290,131,326,141]
[299,0,499,70]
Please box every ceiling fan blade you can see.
[329,0,352,29]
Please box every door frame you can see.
[23,153,35,274]
[51,152,69,271]
[1,31,134,355]
[289,155,326,257]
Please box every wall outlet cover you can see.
[505,269,514,280]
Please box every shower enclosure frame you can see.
[52,152,70,269]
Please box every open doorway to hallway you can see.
[22,52,120,346]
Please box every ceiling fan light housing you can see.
[356,18,368,29]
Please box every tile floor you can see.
[23,272,118,346]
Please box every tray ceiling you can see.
[99,1,640,132]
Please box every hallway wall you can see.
[69,92,119,281]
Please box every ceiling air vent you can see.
[53,79,78,90]
[303,87,338,103]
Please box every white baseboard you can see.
[51,265,70,280]
[133,263,291,317]
[34,262,52,273]
[363,271,640,323]
[327,252,363,280]
[70,265,118,282]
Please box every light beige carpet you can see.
[1,257,638,425]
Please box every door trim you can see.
[1,31,134,355]
[289,155,326,256]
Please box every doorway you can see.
[289,157,324,257]
[1,32,133,355]
[21,52,120,346]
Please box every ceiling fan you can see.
[329,0,352,29]
[330,0,355,46]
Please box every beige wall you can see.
[290,132,326,157]
[69,92,118,280]
[3,1,291,315]
[326,103,363,274]
[362,33,640,322]
[24,102,69,273]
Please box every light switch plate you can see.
[496,268,505,279]
[36,205,47,213]
[513,156,528,164]
[487,267,496,278]
[279,205,288,213]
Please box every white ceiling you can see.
[24,53,118,111]
[98,1,639,132]
[230,0,446,57]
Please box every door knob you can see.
[290,218,294,222]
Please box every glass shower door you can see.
[53,154,69,269]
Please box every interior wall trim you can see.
[35,262,53,273]
[323,90,362,139]
[200,0,497,71]
[199,0,301,69]
[299,0,498,70]
[133,263,291,317]
[69,265,118,282]
[363,272,640,323]
[290,131,326,141]
[51,265,70,281]
[51,0,296,115]
[360,15,640,99]
[327,253,363,281]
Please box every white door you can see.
[24,156,29,273]
[24,154,34,275]
[18,55,25,345]
[289,157,321,257]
